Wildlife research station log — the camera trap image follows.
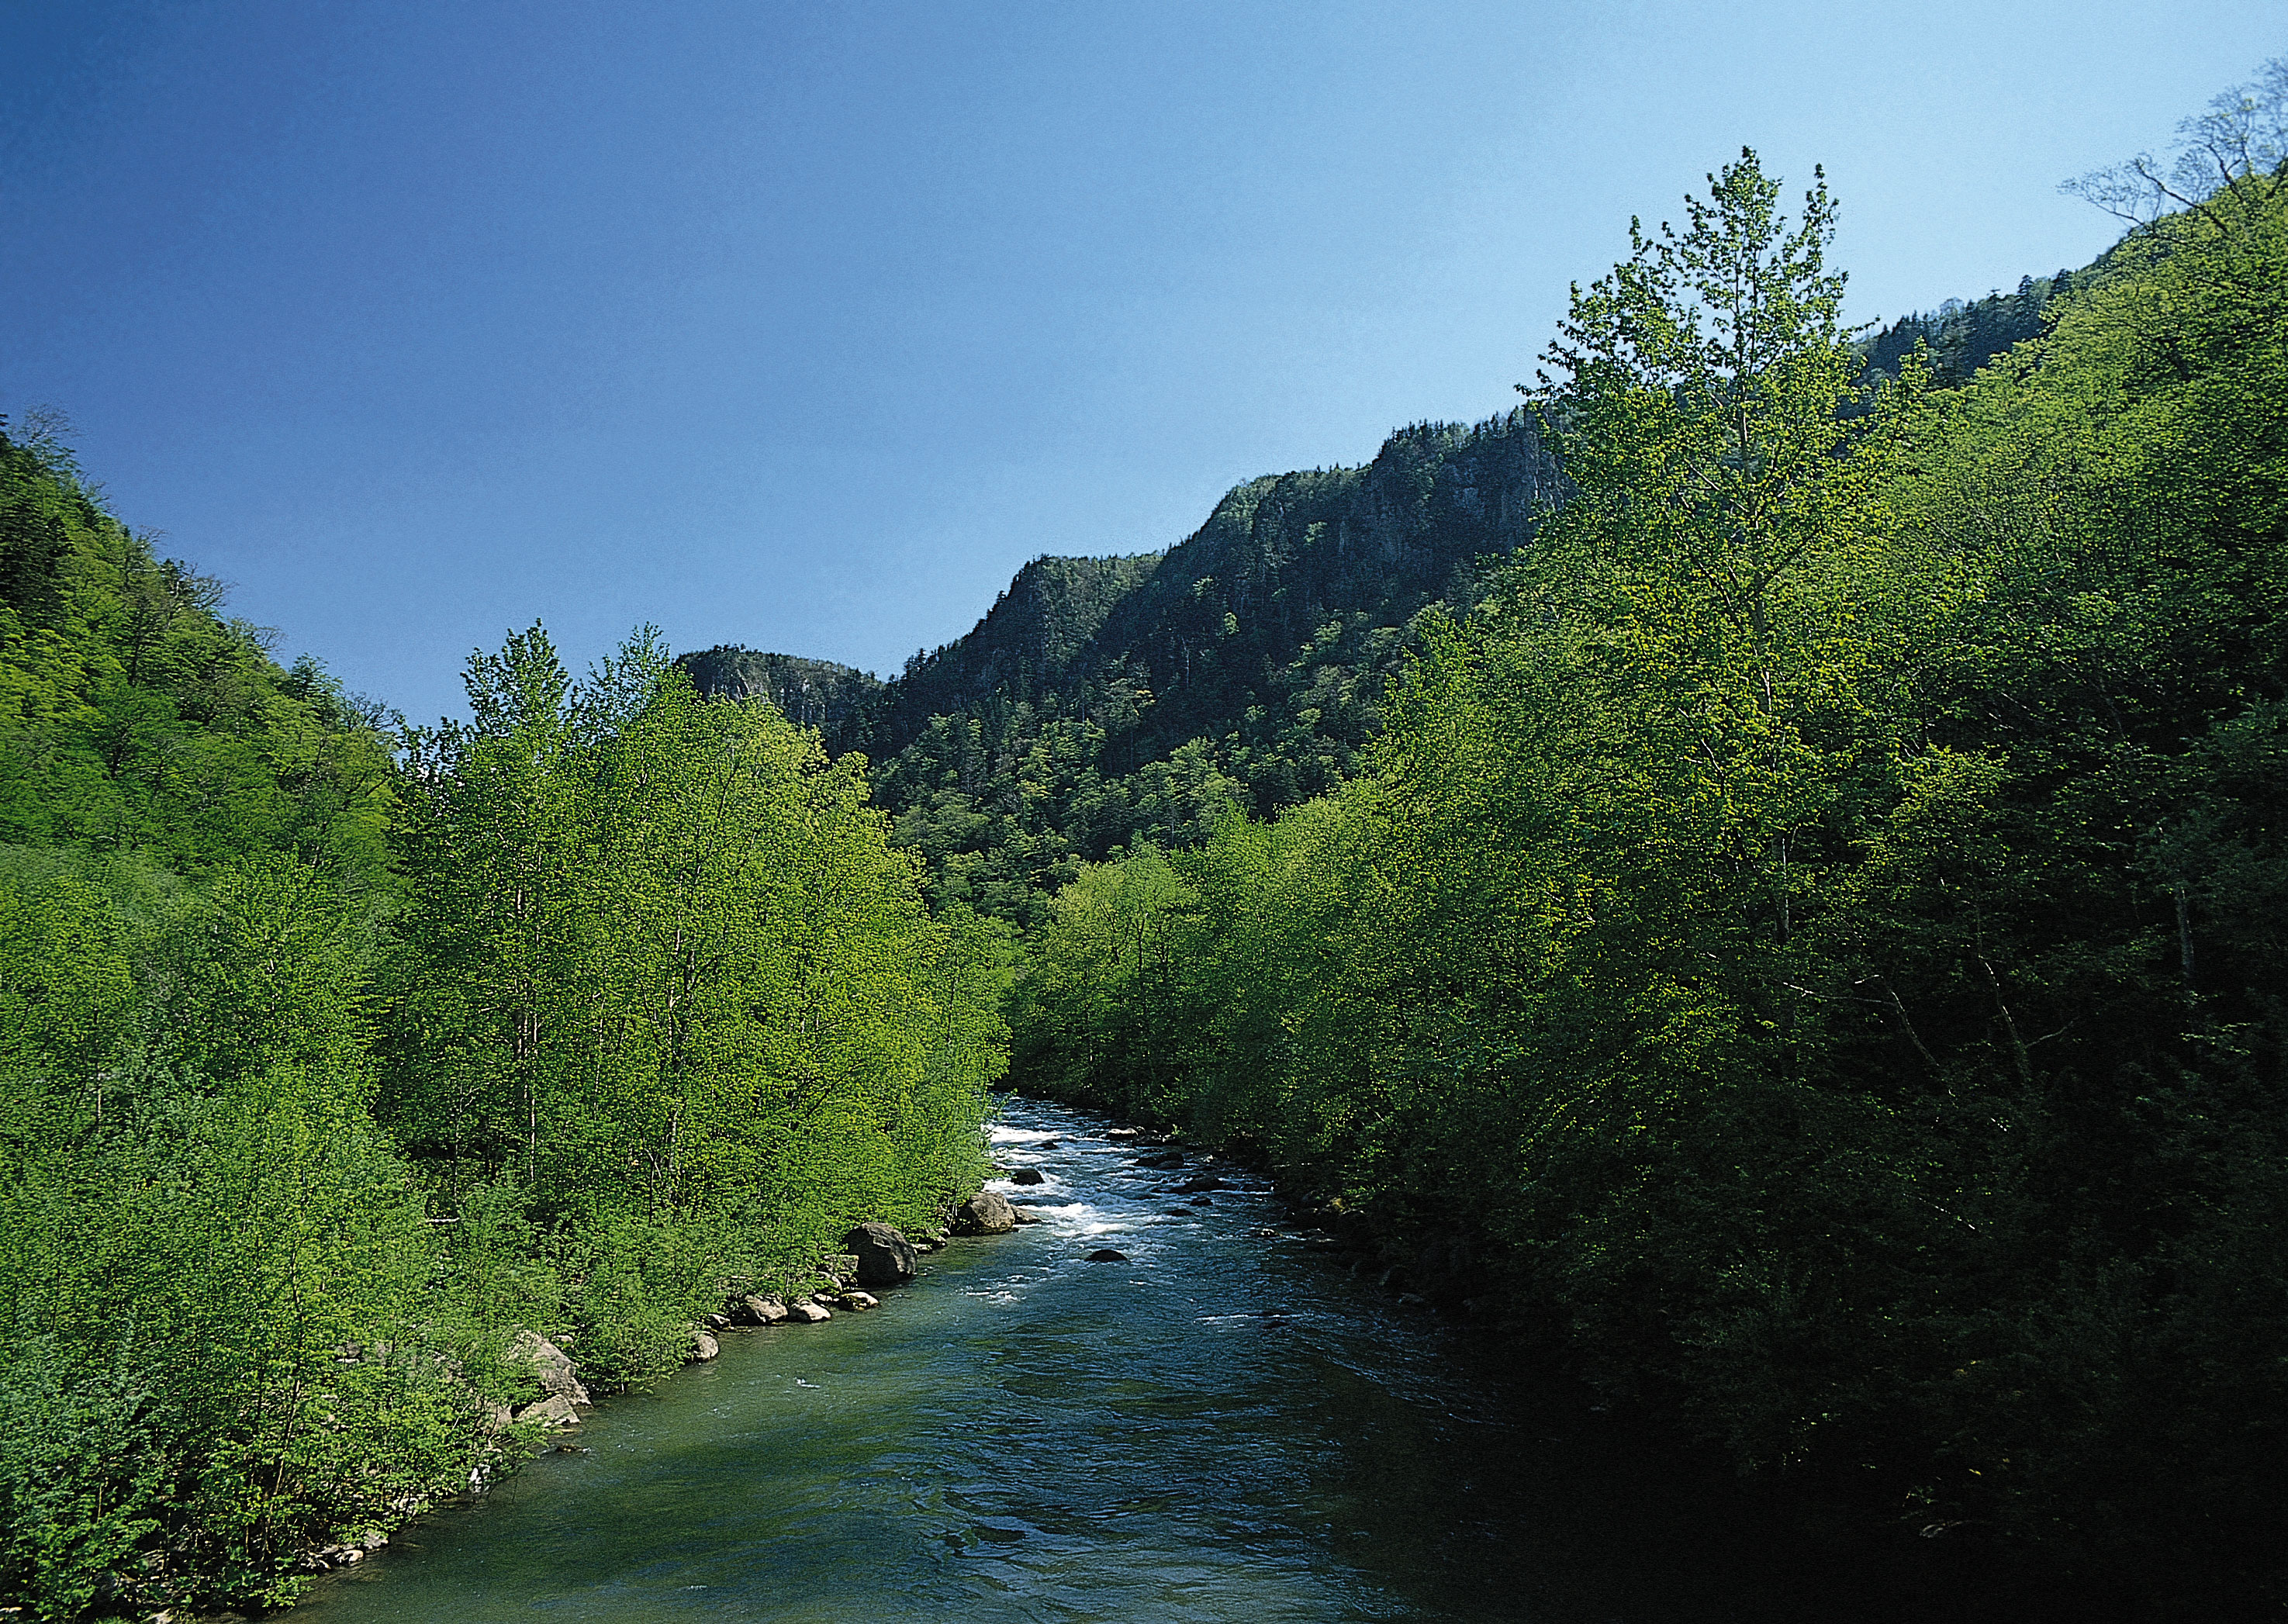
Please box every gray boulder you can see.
[504,1329,589,1406]
[844,1221,919,1287]
[728,1294,788,1326]
[513,1392,582,1428]
[690,1329,720,1362]
[838,1290,880,1311]
[1177,1173,1225,1194]
[785,1301,832,1324]
[956,1190,1016,1235]
[1010,1167,1045,1186]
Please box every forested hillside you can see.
[1010,88,2288,1617]
[1858,270,2074,385]
[0,427,1004,1618]
[688,285,2068,930]
[686,412,1564,921]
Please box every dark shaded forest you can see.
[1007,88,2288,1616]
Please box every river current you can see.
[299,1097,1843,1623]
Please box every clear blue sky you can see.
[3,1,2282,723]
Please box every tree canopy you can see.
[1011,128,2288,1612]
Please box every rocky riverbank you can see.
[515,1197,1028,1419]
[283,1196,1031,1593]
[284,1116,1471,1601]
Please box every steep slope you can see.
[686,264,2075,928]
[1055,409,1559,772]
[859,551,1165,754]
[673,646,883,734]
[684,409,1562,922]
[0,416,393,871]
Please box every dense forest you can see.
[9,51,2287,1623]
[686,413,1564,924]
[1008,75,2288,1615]
[0,427,1006,1617]
[681,284,2072,936]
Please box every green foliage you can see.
[685,421,1564,925]
[0,422,394,875]
[380,625,1003,1385]
[0,849,474,1618]
[1012,140,2288,1608]
[0,420,1007,1615]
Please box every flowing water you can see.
[298,1097,1858,1624]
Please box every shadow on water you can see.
[296,1097,2021,1624]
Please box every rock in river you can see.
[690,1329,720,1362]
[845,1221,919,1287]
[785,1301,832,1324]
[956,1190,1015,1235]
[729,1294,788,1326]
[1010,1167,1046,1185]
[1177,1173,1225,1194]
[1085,1249,1130,1263]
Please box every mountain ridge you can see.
[681,408,1563,920]
[680,267,2072,923]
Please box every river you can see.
[298,1097,1863,1623]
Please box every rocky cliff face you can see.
[674,648,883,734]
[1068,408,1562,764]
[684,407,1565,917]
[691,406,1561,764]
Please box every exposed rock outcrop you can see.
[845,1221,919,1286]
[513,1393,582,1428]
[504,1329,589,1407]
